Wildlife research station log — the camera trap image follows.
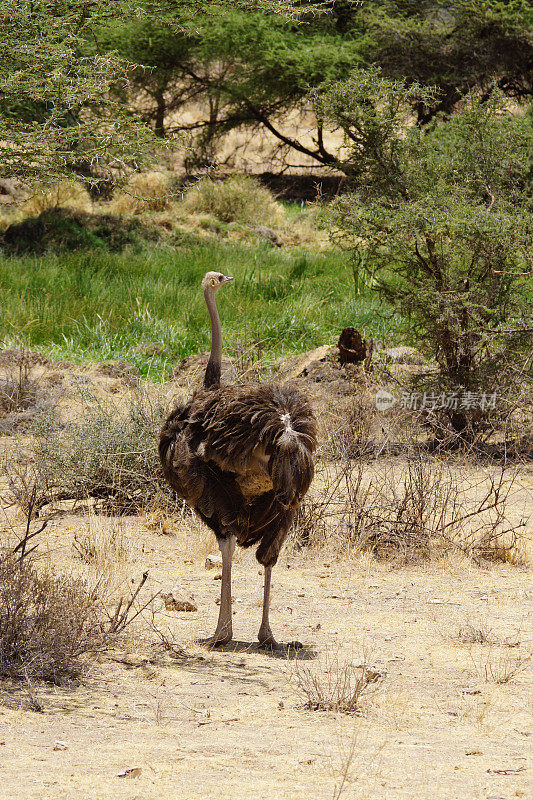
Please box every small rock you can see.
[117,767,142,779]
[53,740,68,751]
[380,346,424,365]
[253,226,283,247]
[161,590,197,612]
[205,554,223,570]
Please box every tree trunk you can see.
[154,87,166,138]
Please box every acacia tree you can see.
[320,1,533,121]
[94,6,362,168]
[0,0,301,185]
[317,68,533,440]
[0,1,159,185]
[91,0,533,167]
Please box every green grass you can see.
[0,241,406,379]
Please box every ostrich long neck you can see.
[203,287,222,387]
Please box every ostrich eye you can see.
[218,275,223,282]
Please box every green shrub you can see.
[111,171,174,214]
[319,71,533,442]
[22,180,92,216]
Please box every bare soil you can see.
[0,354,531,800]
[0,516,531,800]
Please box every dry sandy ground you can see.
[0,505,531,800]
[0,355,531,799]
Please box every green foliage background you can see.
[0,243,400,379]
[0,0,531,441]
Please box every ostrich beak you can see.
[222,275,234,284]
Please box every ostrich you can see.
[159,271,317,648]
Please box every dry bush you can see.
[320,393,425,460]
[111,171,173,214]
[0,496,163,684]
[5,387,175,515]
[321,373,533,461]
[455,621,522,648]
[456,623,497,646]
[0,352,55,434]
[0,552,106,683]
[0,370,39,418]
[73,520,130,568]
[182,175,282,225]
[22,180,92,216]
[470,649,532,684]
[320,395,378,460]
[292,455,525,564]
[290,652,383,714]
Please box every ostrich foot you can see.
[258,625,281,650]
[199,628,233,648]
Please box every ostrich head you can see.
[201,271,233,295]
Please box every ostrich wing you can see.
[187,384,317,508]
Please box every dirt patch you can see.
[0,506,531,800]
[0,340,531,798]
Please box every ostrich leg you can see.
[258,564,279,649]
[203,534,235,646]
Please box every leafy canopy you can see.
[0,1,158,183]
[0,0,303,183]
[94,4,363,166]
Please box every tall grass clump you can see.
[290,651,383,714]
[183,175,282,225]
[111,171,174,214]
[22,180,92,216]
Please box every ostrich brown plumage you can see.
[159,271,317,648]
